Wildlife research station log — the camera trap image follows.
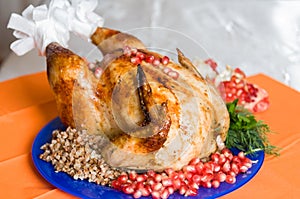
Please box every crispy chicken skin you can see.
[46,27,229,171]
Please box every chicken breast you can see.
[46,27,229,171]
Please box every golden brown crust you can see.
[91,27,120,46]
[46,42,85,127]
[91,27,146,55]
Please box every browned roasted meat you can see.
[46,27,229,171]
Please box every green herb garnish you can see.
[225,99,280,156]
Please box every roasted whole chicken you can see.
[46,27,229,171]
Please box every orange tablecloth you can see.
[1,72,299,199]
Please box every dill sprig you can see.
[225,99,280,156]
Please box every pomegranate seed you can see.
[185,188,198,196]
[202,181,212,188]
[123,46,132,56]
[189,157,201,165]
[215,172,226,182]
[111,180,121,189]
[192,174,201,183]
[231,87,237,94]
[168,71,179,79]
[222,161,231,173]
[129,171,138,181]
[162,178,173,187]
[152,182,163,191]
[234,68,246,78]
[219,154,227,165]
[230,75,238,83]
[136,174,147,182]
[183,165,196,173]
[203,167,213,175]
[154,174,162,182]
[231,163,239,175]
[131,56,141,65]
[163,67,172,74]
[160,188,170,199]
[227,153,233,161]
[229,80,236,87]
[152,58,161,66]
[211,153,220,163]
[145,55,155,63]
[201,173,213,182]
[243,157,252,166]
[167,186,175,195]
[222,148,232,157]
[147,178,155,186]
[239,165,249,173]
[203,162,214,174]
[213,164,221,172]
[122,185,135,194]
[170,172,179,180]
[136,52,145,60]
[179,185,188,195]
[195,162,204,173]
[172,179,182,190]
[178,171,185,180]
[204,58,217,71]
[117,174,128,184]
[140,187,150,197]
[161,172,168,179]
[161,56,170,65]
[237,82,246,90]
[147,170,155,178]
[185,172,193,180]
[212,180,220,188]
[164,168,175,177]
[151,191,161,199]
[222,81,230,87]
[145,184,152,193]
[232,156,242,165]
[188,181,199,189]
[236,89,243,96]
[229,171,237,177]
[238,151,245,160]
[94,67,103,78]
[225,175,236,184]
[133,190,142,198]
[243,161,252,169]
[135,182,144,190]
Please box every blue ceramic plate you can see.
[32,117,264,199]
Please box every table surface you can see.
[0,72,300,199]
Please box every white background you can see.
[1,0,300,91]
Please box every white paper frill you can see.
[7,0,104,56]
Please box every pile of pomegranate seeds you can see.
[111,149,253,199]
[217,67,270,113]
[201,58,270,113]
[123,46,179,80]
[220,68,257,103]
